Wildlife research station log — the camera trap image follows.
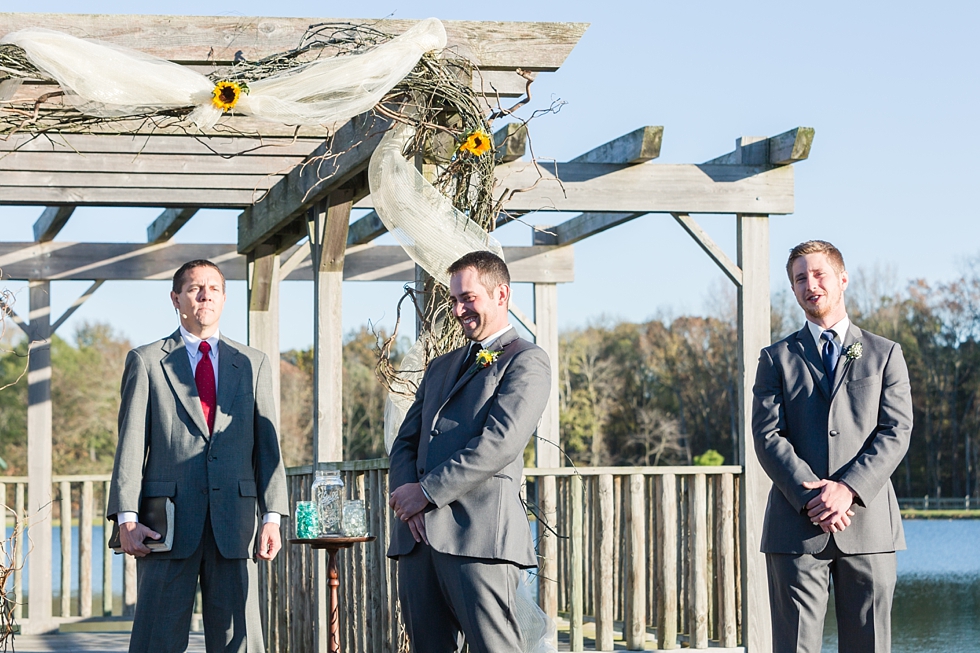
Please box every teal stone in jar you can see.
[295,500,319,539]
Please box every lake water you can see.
[822,519,980,653]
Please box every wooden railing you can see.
[259,461,744,653]
[529,466,743,651]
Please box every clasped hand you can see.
[389,482,430,545]
[803,479,856,533]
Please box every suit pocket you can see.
[143,481,176,498]
[846,374,880,390]
[239,479,258,497]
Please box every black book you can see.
[108,496,174,554]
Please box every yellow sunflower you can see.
[211,81,246,112]
[459,130,492,157]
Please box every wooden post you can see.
[14,482,25,621]
[26,280,54,632]
[533,281,561,468]
[594,474,615,651]
[80,480,93,618]
[309,190,352,653]
[737,213,772,652]
[60,481,71,618]
[626,474,646,650]
[657,474,678,650]
[103,480,113,617]
[569,473,583,652]
[689,474,708,648]
[538,474,558,624]
[718,473,738,647]
[123,554,137,617]
[247,244,281,424]
[311,190,353,464]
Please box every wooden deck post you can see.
[310,190,353,653]
[736,214,772,652]
[25,280,54,633]
[247,244,281,424]
[533,280,560,626]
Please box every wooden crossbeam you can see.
[571,126,663,164]
[147,208,199,243]
[50,279,105,332]
[0,133,323,157]
[703,127,814,166]
[0,15,587,70]
[33,206,74,242]
[671,213,742,286]
[238,113,387,253]
[0,242,573,283]
[346,211,386,247]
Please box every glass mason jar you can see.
[311,469,345,536]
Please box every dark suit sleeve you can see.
[253,353,288,517]
[388,369,428,491]
[106,350,151,519]
[420,348,551,509]
[838,343,913,506]
[752,347,822,512]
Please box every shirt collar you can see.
[477,324,514,349]
[806,315,849,350]
[179,325,220,355]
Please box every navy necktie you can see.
[821,330,840,381]
[456,342,479,383]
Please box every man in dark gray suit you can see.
[107,259,288,653]
[753,240,913,653]
[388,251,551,653]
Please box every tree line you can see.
[1,263,979,498]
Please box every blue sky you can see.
[2,1,978,350]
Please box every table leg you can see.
[327,548,341,653]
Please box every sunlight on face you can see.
[449,266,510,342]
[171,266,226,338]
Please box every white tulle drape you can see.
[1,18,447,130]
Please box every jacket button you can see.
[418,468,424,475]
[202,488,209,494]
[829,430,839,437]
[431,429,440,437]
[207,455,214,462]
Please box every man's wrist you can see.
[262,512,281,526]
[117,511,138,524]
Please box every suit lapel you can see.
[830,323,862,398]
[436,328,518,417]
[794,326,830,400]
[213,338,243,437]
[160,330,211,439]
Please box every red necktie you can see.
[196,340,216,435]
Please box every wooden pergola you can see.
[0,12,815,652]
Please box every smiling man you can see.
[752,240,913,653]
[107,259,287,653]
[387,250,551,653]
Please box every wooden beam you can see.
[1,151,308,176]
[0,133,322,157]
[571,126,663,164]
[278,241,310,278]
[50,279,104,333]
[1,170,283,191]
[247,247,281,426]
[703,127,814,166]
[671,213,743,287]
[0,14,588,70]
[346,211,386,246]
[483,161,795,214]
[0,242,574,283]
[147,208,199,244]
[493,123,528,163]
[542,211,645,247]
[507,301,536,338]
[33,206,74,242]
[0,187,265,208]
[238,113,389,253]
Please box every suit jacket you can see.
[106,330,288,560]
[387,328,551,568]
[752,322,913,555]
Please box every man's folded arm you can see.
[752,348,822,512]
[837,343,913,506]
[421,349,551,508]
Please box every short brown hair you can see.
[172,260,226,294]
[786,240,845,283]
[447,250,510,293]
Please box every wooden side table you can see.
[289,536,376,653]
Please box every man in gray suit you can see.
[107,259,288,653]
[388,250,551,653]
[752,240,913,653]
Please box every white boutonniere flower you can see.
[845,342,863,361]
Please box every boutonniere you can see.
[845,342,863,361]
[475,348,502,369]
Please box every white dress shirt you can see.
[806,315,851,351]
[118,326,280,526]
